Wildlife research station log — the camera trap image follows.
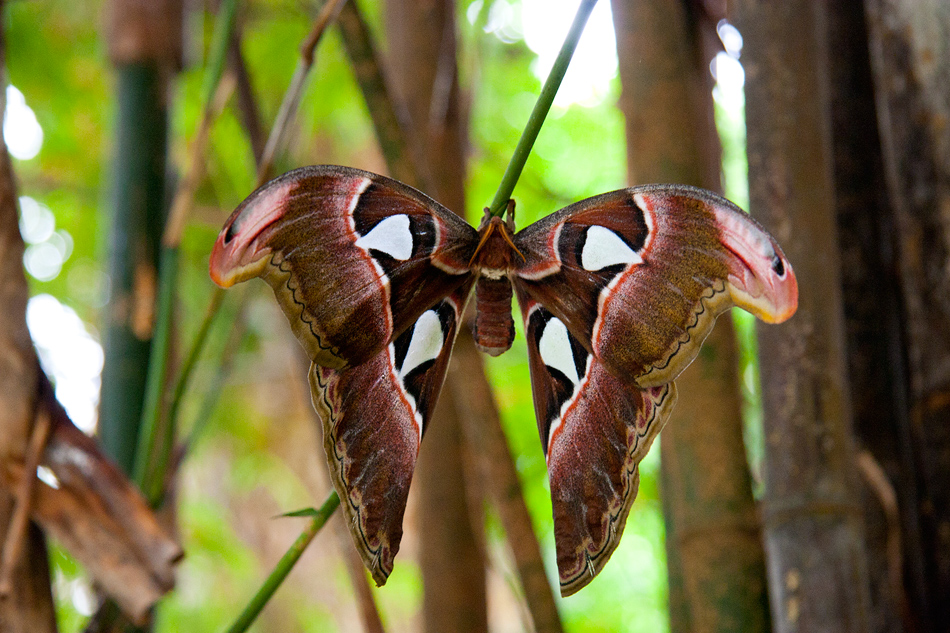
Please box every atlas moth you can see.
[210,165,797,596]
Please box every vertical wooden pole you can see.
[827,3,924,630]
[864,1,950,626]
[733,1,873,630]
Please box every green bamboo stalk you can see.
[487,0,598,217]
[99,63,170,477]
[133,0,239,503]
[225,492,341,633]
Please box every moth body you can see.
[473,276,515,355]
[471,214,522,356]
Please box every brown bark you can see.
[106,0,184,68]
[0,22,55,626]
[733,1,872,631]
[613,1,769,631]
[826,3,923,631]
[22,394,182,623]
[384,1,488,631]
[0,73,55,632]
[384,0,465,206]
[864,1,950,627]
[613,0,720,188]
[449,331,564,633]
[0,44,38,522]
[0,518,57,633]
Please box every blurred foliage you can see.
[4,0,681,631]
[6,1,108,324]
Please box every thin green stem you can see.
[166,288,225,437]
[337,0,423,189]
[182,290,248,456]
[134,0,240,501]
[133,245,179,499]
[259,0,349,184]
[225,492,342,633]
[203,0,240,108]
[487,0,598,218]
[148,286,227,505]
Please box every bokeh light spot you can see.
[4,85,43,160]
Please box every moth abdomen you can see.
[473,276,515,356]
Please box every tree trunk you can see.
[384,2,488,632]
[612,1,770,631]
[0,24,38,521]
[733,1,873,631]
[864,1,950,627]
[0,23,56,627]
[449,331,564,633]
[0,515,57,633]
[826,3,923,631]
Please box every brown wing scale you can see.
[513,184,797,387]
[210,165,478,369]
[519,296,677,596]
[310,285,472,585]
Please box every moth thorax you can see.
[473,277,515,357]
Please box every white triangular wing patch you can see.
[581,225,642,271]
[356,214,413,260]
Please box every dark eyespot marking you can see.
[772,256,785,277]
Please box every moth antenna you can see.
[500,223,526,262]
[468,216,526,265]
[469,221,496,266]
